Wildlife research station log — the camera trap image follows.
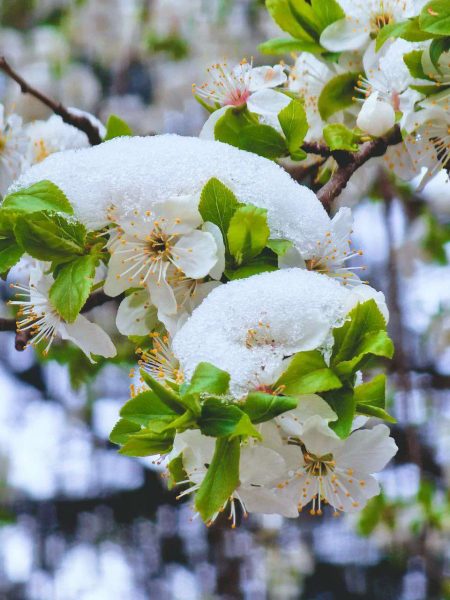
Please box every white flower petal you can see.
[239,486,299,518]
[334,424,397,473]
[247,89,291,121]
[172,230,219,279]
[357,93,396,137]
[104,251,140,297]
[202,221,225,280]
[299,415,341,457]
[249,65,287,91]
[320,18,370,52]
[240,445,286,486]
[147,263,177,315]
[277,394,337,437]
[116,290,158,336]
[278,245,306,269]
[60,314,116,362]
[156,197,202,235]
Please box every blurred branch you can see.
[0,56,103,146]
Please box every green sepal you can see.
[167,455,187,490]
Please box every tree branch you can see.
[316,126,403,212]
[0,56,103,146]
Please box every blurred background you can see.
[0,1,449,598]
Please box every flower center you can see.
[34,139,50,163]
[303,451,335,477]
[370,10,394,34]
[145,226,173,260]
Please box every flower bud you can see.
[356,92,395,137]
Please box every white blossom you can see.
[25,115,90,165]
[104,199,222,325]
[10,263,116,362]
[0,104,27,196]
[276,417,398,514]
[356,92,396,137]
[320,0,422,52]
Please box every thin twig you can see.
[0,56,103,145]
[316,126,403,212]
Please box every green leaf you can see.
[323,123,359,151]
[266,0,316,40]
[104,114,133,140]
[214,106,257,148]
[331,299,387,366]
[354,374,396,423]
[227,205,270,265]
[376,20,410,50]
[119,429,174,456]
[198,177,240,253]
[14,211,86,261]
[403,50,432,80]
[420,0,450,35]
[275,350,343,395]
[278,99,308,154]
[119,390,178,426]
[288,0,321,40]
[49,255,96,322]
[225,259,278,280]
[239,124,288,159]
[324,387,356,439]
[334,330,394,376]
[140,369,185,414]
[2,180,73,215]
[0,211,22,276]
[198,398,262,439]
[184,362,230,398]
[311,0,345,31]
[259,37,324,55]
[195,437,240,523]
[109,418,141,445]
[318,72,359,121]
[429,37,450,71]
[240,392,298,423]
[266,238,293,257]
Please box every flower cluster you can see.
[0,130,398,524]
[194,0,450,193]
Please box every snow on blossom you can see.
[10,135,331,258]
[320,0,423,52]
[275,417,398,515]
[25,115,91,165]
[173,268,388,396]
[0,104,28,196]
[9,263,116,362]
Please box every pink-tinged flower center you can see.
[225,88,250,107]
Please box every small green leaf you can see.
[240,392,298,423]
[354,374,396,423]
[104,114,133,140]
[227,204,270,265]
[49,255,96,322]
[420,0,450,35]
[198,177,240,253]
[334,330,394,376]
[259,37,324,55]
[266,238,293,257]
[239,124,288,159]
[310,0,345,31]
[119,429,174,456]
[275,350,343,395]
[278,99,308,153]
[225,258,278,280]
[429,37,450,71]
[376,20,410,50]
[2,180,73,215]
[184,362,230,398]
[167,455,187,489]
[14,211,86,261]
[109,418,141,445]
[331,299,387,366]
[266,0,316,40]
[195,437,240,522]
[120,390,178,426]
[403,50,432,80]
[318,72,359,121]
[214,106,257,148]
[198,398,245,437]
[0,212,22,276]
[288,0,321,40]
[140,369,185,414]
[323,123,359,151]
[324,387,356,439]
